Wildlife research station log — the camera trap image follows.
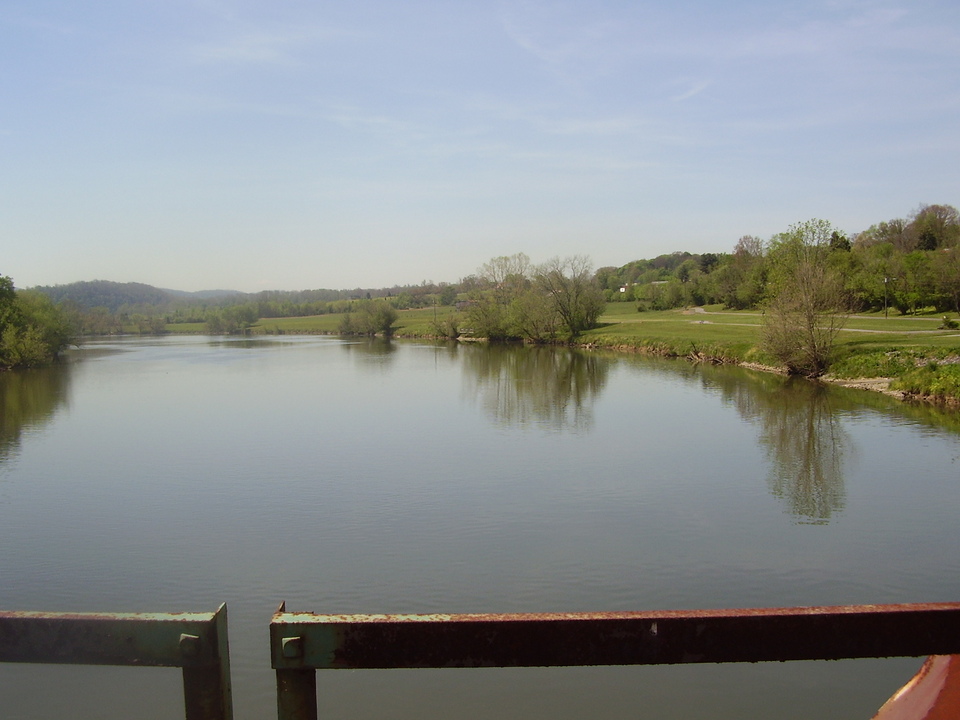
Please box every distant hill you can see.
[32,280,244,311]
[161,288,245,299]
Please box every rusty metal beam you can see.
[276,668,317,720]
[270,602,960,671]
[0,604,233,720]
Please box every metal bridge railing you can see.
[4,600,959,720]
[0,603,232,720]
[269,601,960,720]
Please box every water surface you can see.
[1,336,959,719]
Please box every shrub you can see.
[432,313,462,339]
[893,363,960,401]
[1,325,50,367]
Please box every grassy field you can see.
[165,303,960,402]
[589,305,960,402]
[162,307,454,336]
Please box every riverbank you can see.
[576,335,916,402]
[164,303,960,405]
[575,305,960,406]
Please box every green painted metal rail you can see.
[4,600,960,720]
[0,604,232,720]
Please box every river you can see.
[1,335,959,719]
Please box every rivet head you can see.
[179,633,201,656]
[282,636,303,658]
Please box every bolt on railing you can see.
[0,603,233,720]
[270,601,960,720]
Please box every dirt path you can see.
[682,307,956,334]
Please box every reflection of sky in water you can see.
[1,337,959,720]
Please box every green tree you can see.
[205,305,258,334]
[339,300,398,336]
[508,288,559,342]
[438,284,458,306]
[131,313,150,335]
[844,241,895,311]
[890,251,935,315]
[0,276,17,330]
[148,315,168,334]
[79,306,122,335]
[1,325,49,368]
[480,253,532,306]
[465,253,532,340]
[931,248,960,313]
[337,312,356,335]
[431,311,463,339]
[464,293,513,340]
[829,231,851,252]
[855,218,910,252]
[729,236,767,309]
[908,204,960,251]
[699,253,720,273]
[675,258,698,284]
[0,278,73,368]
[761,220,850,376]
[365,301,398,336]
[534,255,605,340]
[16,291,72,353]
[594,266,621,293]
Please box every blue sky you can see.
[2,0,958,292]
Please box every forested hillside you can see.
[32,280,241,312]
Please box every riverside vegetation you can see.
[12,203,960,402]
[0,275,72,369]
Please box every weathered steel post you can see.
[0,604,233,720]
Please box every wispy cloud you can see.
[841,4,909,30]
[0,11,78,36]
[496,1,629,86]
[534,115,642,136]
[500,11,616,66]
[321,103,419,136]
[188,23,363,66]
[670,80,711,103]
[453,92,644,137]
[723,3,956,61]
[191,32,302,65]
[509,148,655,174]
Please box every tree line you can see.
[35,279,461,336]
[14,200,958,369]
[598,203,960,316]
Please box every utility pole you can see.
[884,277,897,318]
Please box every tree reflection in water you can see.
[0,366,70,467]
[339,336,399,365]
[463,344,852,520]
[461,345,610,433]
[712,370,851,524]
[760,381,851,523]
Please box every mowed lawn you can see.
[587,305,960,355]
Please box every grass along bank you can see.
[580,305,960,404]
[165,303,960,404]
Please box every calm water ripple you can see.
[1,335,959,719]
